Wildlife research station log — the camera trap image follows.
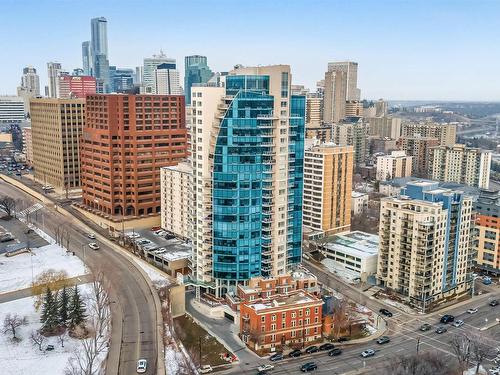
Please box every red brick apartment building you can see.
[240,290,323,353]
[80,94,187,219]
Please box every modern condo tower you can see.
[191,65,305,297]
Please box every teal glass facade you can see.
[184,55,213,105]
[212,75,304,283]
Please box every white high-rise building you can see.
[47,62,62,98]
[142,52,176,94]
[327,61,360,101]
[376,151,413,181]
[154,63,182,95]
[0,96,25,123]
[19,66,40,96]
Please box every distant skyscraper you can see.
[20,66,40,96]
[322,70,346,123]
[90,17,110,92]
[109,66,135,93]
[82,41,91,75]
[47,62,62,98]
[154,63,182,95]
[327,61,360,101]
[184,55,212,104]
[142,51,176,93]
[58,75,96,99]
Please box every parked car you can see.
[319,343,335,351]
[136,359,147,373]
[337,337,349,342]
[45,344,55,351]
[467,308,478,314]
[88,243,100,250]
[453,320,464,328]
[379,309,393,317]
[199,365,213,373]
[483,277,492,285]
[305,346,319,354]
[435,326,447,334]
[126,232,140,239]
[269,352,283,361]
[87,233,96,239]
[361,349,375,358]
[376,336,390,345]
[258,364,274,372]
[328,348,342,356]
[151,226,161,231]
[420,323,432,331]
[289,349,302,358]
[440,314,455,324]
[490,300,499,307]
[300,362,318,372]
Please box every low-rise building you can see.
[351,191,368,215]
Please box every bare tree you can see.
[450,333,471,371]
[0,196,16,218]
[30,330,45,351]
[58,329,68,348]
[2,313,27,339]
[382,351,458,375]
[333,297,350,338]
[469,331,493,374]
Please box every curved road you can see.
[0,179,158,375]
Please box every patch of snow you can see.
[321,259,359,283]
[132,258,170,287]
[364,324,377,335]
[0,242,88,294]
[378,297,415,314]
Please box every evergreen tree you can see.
[58,286,70,325]
[40,287,58,332]
[68,285,86,327]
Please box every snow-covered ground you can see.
[0,242,88,294]
[131,257,171,287]
[321,258,359,283]
[0,284,105,375]
[377,296,417,314]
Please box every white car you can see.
[258,364,275,371]
[154,230,167,236]
[136,359,147,373]
[361,349,375,358]
[467,308,478,314]
[126,232,141,239]
[453,320,464,327]
[88,243,100,250]
[87,233,96,239]
[199,365,213,373]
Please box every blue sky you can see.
[1,0,499,100]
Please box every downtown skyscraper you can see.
[90,17,110,92]
[184,55,213,104]
[191,65,305,297]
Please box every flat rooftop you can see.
[247,291,319,311]
[322,231,379,258]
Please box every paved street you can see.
[0,179,159,375]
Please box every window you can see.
[261,316,265,322]
[271,314,276,321]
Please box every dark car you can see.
[337,337,349,342]
[257,371,268,375]
[319,343,335,351]
[305,346,319,354]
[45,344,55,351]
[490,300,499,307]
[436,326,447,334]
[328,348,342,356]
[420,323,432,331]
[440,314,455,324]
[300,362,318,372]
[379,308,393,317]
[376,336,390,344]
[289,349,302,358]
[269,352,283,361]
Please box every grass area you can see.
[173,314,230,367]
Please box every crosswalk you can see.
[18,203,43,217]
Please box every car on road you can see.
[440,314,455,324]
[361,349,375,358]
[151,226,161,231]
[379,308,393,317]
[305,345,319,354]
[87,233,96,239]
[45,344,55,351]
[435,326,447,334]
[452,320,464,328]
[377,336,390,345]
[467,308,478,314]
[257,371,269,375]
[300,362,318,372]
[337,337,349,342]
[199,365,213,373]
[289,349,302,358]
[328,348,342,356]
[258,364,274,372]
[88,242,100,250]
[319,343,335,351]
[483,277,492,285]
[420,323,432,331]
[136,359,147,373]
[490,300,499,307]
[269,352,283,361]
[126,232,140,239]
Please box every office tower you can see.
[401,122,456,147]
[400,136,439,177]
[370,138,398,155]
[327,61,359,101]
[81,94,188,221]
[47,62,62,98]
[305,94,322,128]
[332,119,369,165]
[303,142,354,236]
[377,181,474,308]
[305,125,333,143]
[369,117,402,139]
[474,190,500,273]
[376,151,413,181]
[93,54,110,93]
[430,144,491,188]
[154,63,182,95]
[90,17,110,92]
[191,65,304,297]
[345,100,363,117]
[375,99,388,117]
[291,85,309,95]
[58,75,96,99]
[109,66,135,93]
[135,66,143,85]
[22,127,33,166]
[30,98,84,191]
[160,162,191,240]
[142,52,176,93]
[184,55,213,105]
[19,66,40,96]
[0,96,25,123]
[72,68,84,76]
[82,41,91,75]
[322,70,346,123]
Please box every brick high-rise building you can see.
[81,94,188,219]
[58,75,96,99]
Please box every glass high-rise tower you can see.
[191,65,304,297]
[90,17,110,92]
[184,55,213,105]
